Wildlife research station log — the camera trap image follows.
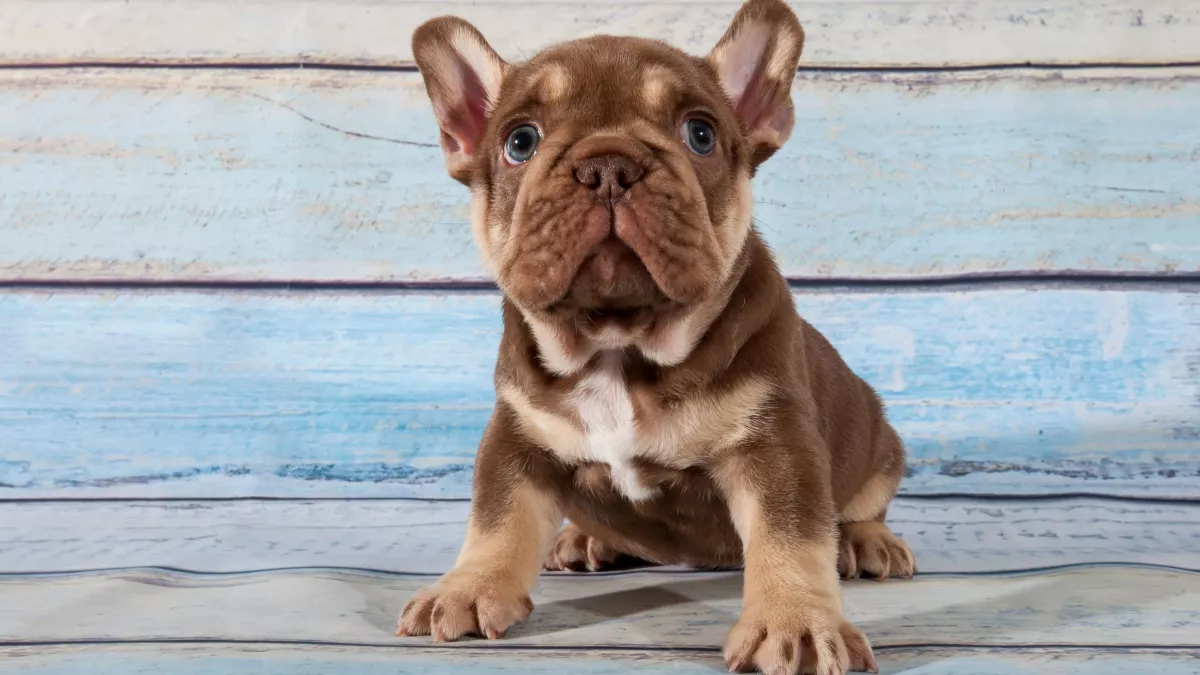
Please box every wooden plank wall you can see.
[0,5,1196,498]
[1,1,1198,673]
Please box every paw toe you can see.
[723,622,766,673]
[840,622,878,673]
[396,593,435,637]
[476,593,533,640]
[837,539,859,580]
[430,594,478,641]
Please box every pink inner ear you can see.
[438,59,493,158]
[716,24,782,135]
[733,60,775,133]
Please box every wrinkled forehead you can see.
[492,36,730,133]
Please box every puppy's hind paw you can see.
[838,521,916,582]
[543,523,623,572]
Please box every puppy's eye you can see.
[504,125,540,164]
[682,118,716,155]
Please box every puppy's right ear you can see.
[412,17,509,183]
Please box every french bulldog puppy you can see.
[398,1,915,673]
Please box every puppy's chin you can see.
[551,238,675,339]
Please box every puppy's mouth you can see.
[583,306,643,322]
[551,236,672,325]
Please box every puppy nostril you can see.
[616,164,643,189]
[575,165,601,189]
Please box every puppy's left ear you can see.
[708,0,804,167]
[412,17,510,184]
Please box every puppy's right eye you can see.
[504,125,540,164]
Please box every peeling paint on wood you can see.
[1,68,1199,283]
[1,0,1199,68]
[2,288,1197,499]
[2,497,1197,575]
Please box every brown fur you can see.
[401,2,914,673]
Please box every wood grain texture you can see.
[3,287,1198,499]
[6,644,1200,675]
[2,497,1197,575]
[1,0,1198,68]
[3,567,1198,648]
[2,67,1199,283]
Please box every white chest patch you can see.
[567,355,656,501]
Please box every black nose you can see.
[574,154,645,204]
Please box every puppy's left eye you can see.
[682,118,716,155]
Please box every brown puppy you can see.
[399,1,915,673]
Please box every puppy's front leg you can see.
[397,412,562,641]
[716,438,878,675]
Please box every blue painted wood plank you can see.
[1,68,1198,283]
[4,0,1199,68]
[2,498,1197,575]
[2,567,1197,648]
[1,287,1197,499]
[7,645,1200,675]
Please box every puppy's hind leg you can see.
[838,462,917,582]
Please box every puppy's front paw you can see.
[396,571,534,642]
[838,521,916,581]
[543,523,621,572]
[723,599,877,675]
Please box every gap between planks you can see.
[3,274,1200,293]
[6,491,1200,504]
[5,61,1200,74]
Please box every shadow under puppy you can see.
[399,1,916,672]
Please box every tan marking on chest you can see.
[500,361,774,502]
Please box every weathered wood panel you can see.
[1,0,1198,68]
[3,567,1198,648]
[3,498,1197,575]
[7,644,1200,675]
[2,287,1197,499]
[2,68,1199,283]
